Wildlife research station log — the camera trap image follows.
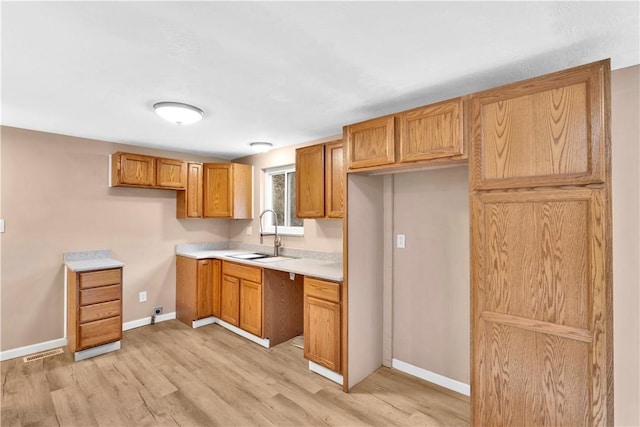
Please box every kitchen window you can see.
[263,165,303,236]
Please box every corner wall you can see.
[0,126,229,351]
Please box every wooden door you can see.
[398,98,464,163]
[156,158,187,189]
[304,295,341,372]
[345,115,395,169]
[296,144,325,218]
[220,274,240,326]
[118,153,155,186]
[211,260,221,318]
[240,279,263,337]
[230,163,253,219]
[325,140,345,218]
[203,163,232,217]
[196,260,213,319]
[469,59,612,426]
[177,162,203,218]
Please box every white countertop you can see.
[65,258,125,272]
[175,249,343,282]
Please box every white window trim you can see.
[263,165,304,237]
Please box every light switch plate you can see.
[397,234,406,249]
[0,219,4,233]
[139,291,147,302]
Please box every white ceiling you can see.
[2,1,639,160]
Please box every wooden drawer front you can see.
[222,261,262,283]
[304,277,340,303]
[79,268,121,289]
[79,300,121,323]
[80,284,121,306]
[79,316,122,349]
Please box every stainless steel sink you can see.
[228,252,294,262]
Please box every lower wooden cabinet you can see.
[221,261,263,337]
[303,276,341,373]
[176,256,221,325]
[67,267,123,354]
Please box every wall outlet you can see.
[139,291,147,302]
[397,234,406,249]
[153,306,163,316]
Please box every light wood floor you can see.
[1,320,470,426]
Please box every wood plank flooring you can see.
[1,320,469,426]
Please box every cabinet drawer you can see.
[222,261,262,283]
[79,316,121,349]
[80,284,121,306]
[79,269,121,289]
[304,277,340,303]
[79,300,121,323]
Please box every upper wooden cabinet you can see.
[399,99,464,162]
[470,60,607,190]
[111,152,186,189]
[201,163,252,219]
[296,139,344,219]
[344,97,467,172]
[345,116,395,169]
[156,157,188,189]
[177,162,203,218]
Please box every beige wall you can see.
[611,65,640,426]
[230,135,343,253]
[0,127,229,351]
[392,166,469,384]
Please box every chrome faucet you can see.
[259,209,282,256]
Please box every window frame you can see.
[263,165,304,236]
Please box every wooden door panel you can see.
[399,98,464,162]
[471,60,607,190]
[187,162,203,217]
[119,153,155,186]
[472,187,609,426]
[220,275,240,326]
[481,192,590,328]
[203,164,231,217]
[325,141,345,218]
[240,280,262,337]
[157,158,187,189]
[346,115,395,169]
[296,144,325,218]
[304,296,341,372]
[196,260,213,319]
[479,323,590,426]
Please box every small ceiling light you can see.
[153,102,204,126]
[250,142,273,153]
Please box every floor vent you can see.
[23,348,64,363]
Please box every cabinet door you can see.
[398,98,464,163]
[176,256,197,325]
[470,60,607,190]
[296,144,325,218]
[304,295,341,372]
[471,188,610,426]
[325,140,345,218]
[156,158,187,189]
[220,274,240,326]
[118,153,155,186]
[240,279,263,337]
[345,115,395,169]
[211,260,222,318]
[203,163,232,217]
[177,162,203,218]
[196,260,214,319]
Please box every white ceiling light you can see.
[250,142,273,153]
[153,102,204,126]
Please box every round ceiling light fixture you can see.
[250,142,273,153]
[153,101,204,126]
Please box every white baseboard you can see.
[192,317,217,328]
[122,312,176,331]
[1,313,177,361]
[0,337,68,362]
[391,358,470,396]
[74,341,120,361]
[309,361,344,385]
[215,318,270,348]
